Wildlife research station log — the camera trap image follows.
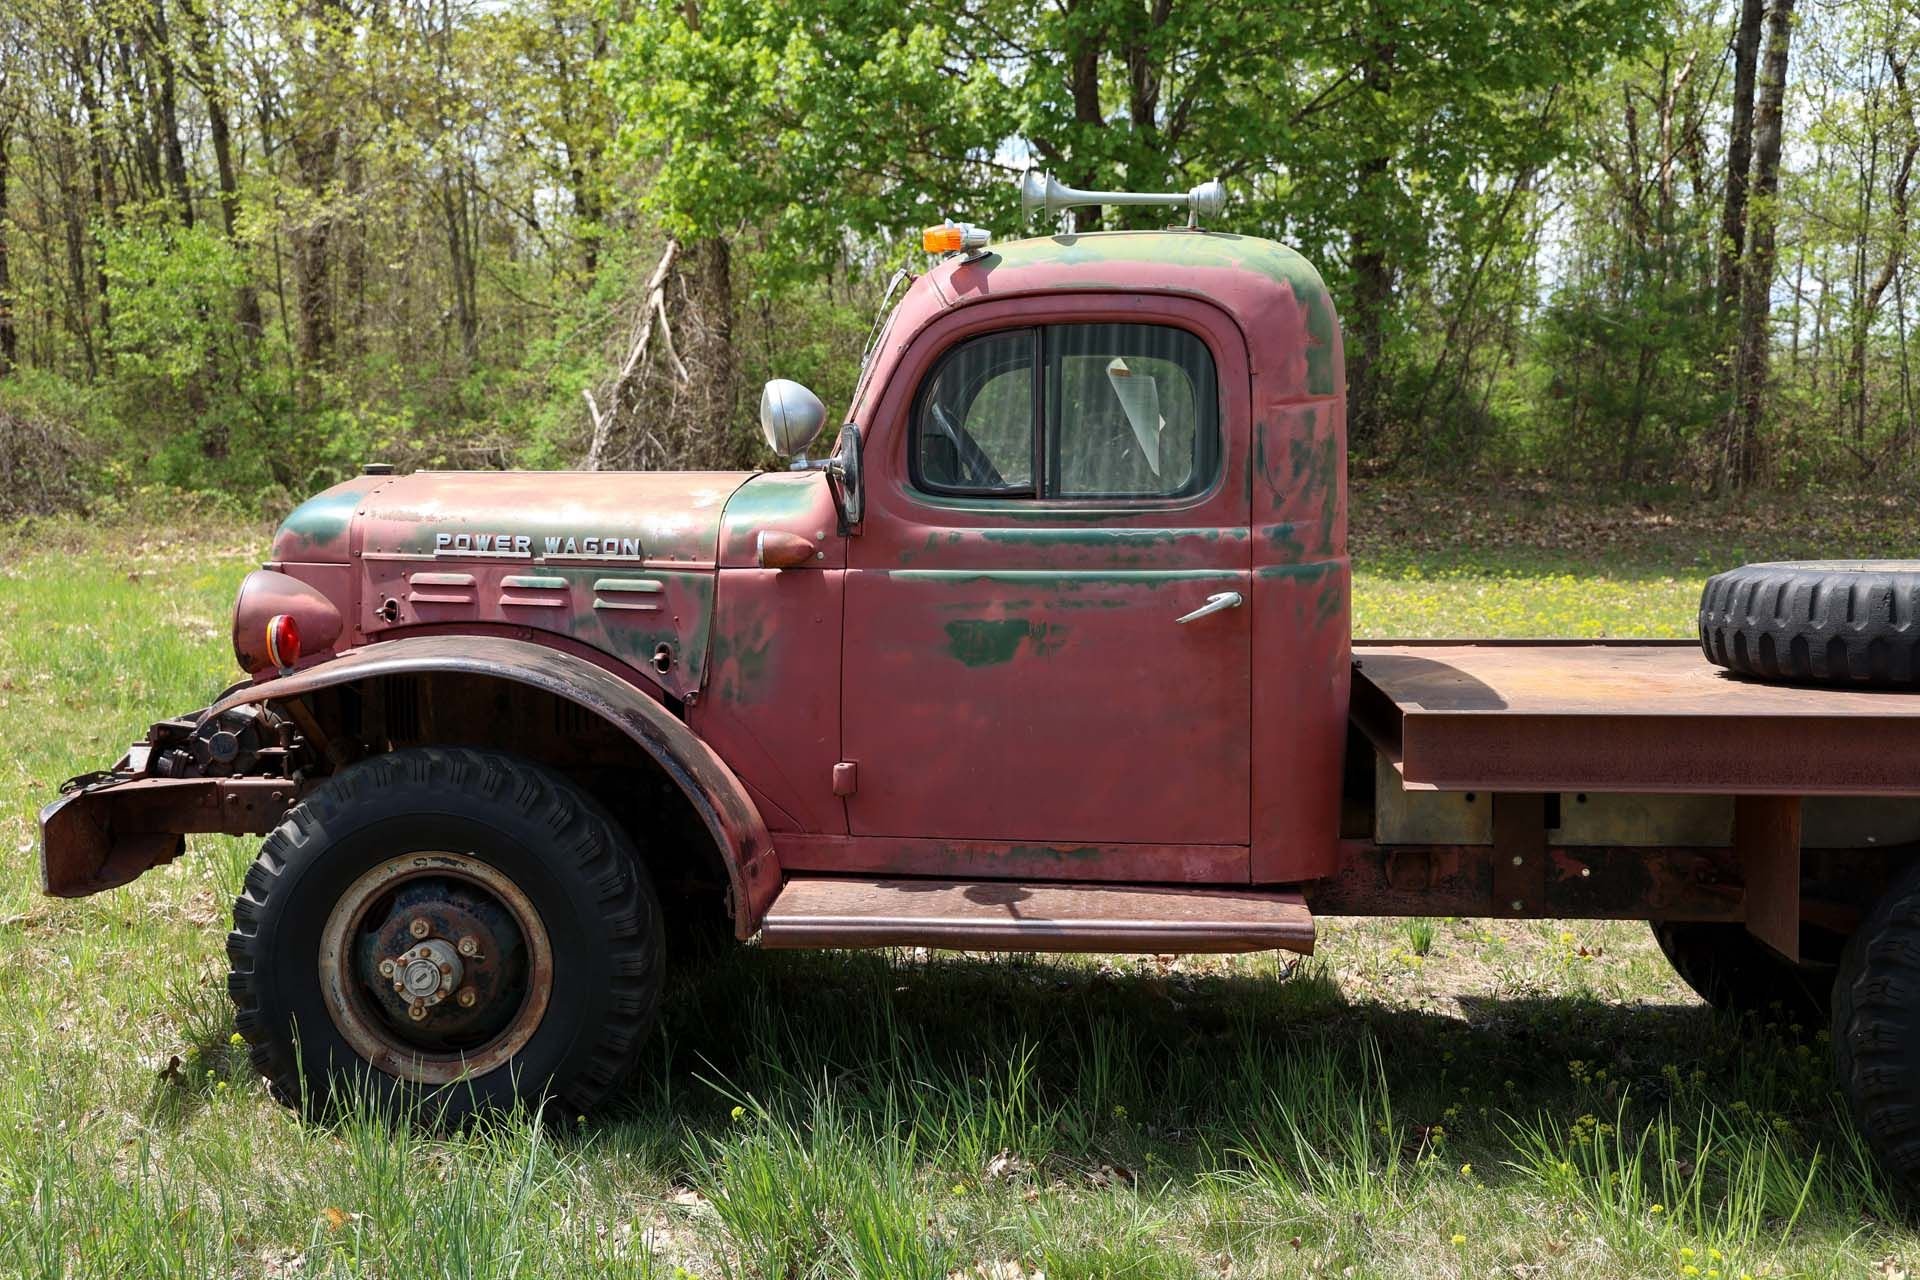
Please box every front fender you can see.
[210,636,781,937]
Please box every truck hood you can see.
[271,470,757,566]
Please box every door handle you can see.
[1174,591,1243,624]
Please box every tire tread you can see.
[226,745,664,1117]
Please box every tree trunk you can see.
[0,112,14,375]
[76,41,112,359]
[178,0,262,340]
[1346,32,1396,458]
[1719,0,1764,315]
[148,0,195,228]
[440,167,480,362]
[289,0,347,376]
[680,235,735,465]
[1066,9,1103,233]
[1722,0,1795,489]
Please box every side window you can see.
[911,323,1216,501]
[914,330,1036,495]
[1050,324,1213,499]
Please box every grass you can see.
[3,480,1919,1278]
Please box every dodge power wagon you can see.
[40,174,1920,1192]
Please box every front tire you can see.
[227,747,663,1120]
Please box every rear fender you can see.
[210,635,781,937]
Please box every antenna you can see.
[1018,171,1228,234]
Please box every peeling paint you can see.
[943,618,1068,666]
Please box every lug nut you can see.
[407,1003,428,1021]
[457,988,476,1008]
[409,918,430,939]
[457,936,478,956]
[378,959,396,978]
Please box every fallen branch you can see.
[585,238,687,471]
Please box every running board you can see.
[759,877,1315,955]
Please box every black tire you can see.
[1835,860,1920,1193]
[227,746,664,1120]
[1699,560,1920,686]
[1651,921,1833,1027]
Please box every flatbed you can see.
[1354,640,1920,794]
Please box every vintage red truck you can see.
[39,174,1920,1189]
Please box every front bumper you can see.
[40,718,306,898]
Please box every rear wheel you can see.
[1835,862,1920,1193]
[227,746,663,1120]
[1651,921,1834,1028]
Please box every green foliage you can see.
[102,220,247,384]
[0,0,1917,500]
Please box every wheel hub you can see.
[384,934,465,1017]
[318,853,553,1083]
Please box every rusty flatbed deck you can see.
[1352,640,1920,796]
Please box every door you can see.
[842,315,1252,851]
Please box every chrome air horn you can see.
[1018,171,1228,234]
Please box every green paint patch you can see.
[1261,522,1307,561]
[1290,276,1339,397]
[944,619,1068,666]
[981,528,1180,549]
[272,479,377,558]
[894,570,1235,586]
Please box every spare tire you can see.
[1699,561,1920,686]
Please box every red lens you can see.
[266,614,301,668]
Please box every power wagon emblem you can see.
[433,532,646,560]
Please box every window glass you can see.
[910,323,1215,501]
[914,330,1034,494]
[1050,324,1211,498]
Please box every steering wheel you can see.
[931,403,1007,489]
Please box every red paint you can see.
[773,832,1248,884]
[231,569,343,676]
[689,568,848,835]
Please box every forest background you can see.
[0,0,1912,515]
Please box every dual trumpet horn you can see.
[1018,171,1228,233]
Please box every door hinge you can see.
[832,762,857,796]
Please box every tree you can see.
[1719,0,1763,312]
[609,0,1656,461]
[1722,0,1795,488]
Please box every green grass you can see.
[3,485,1919,1277]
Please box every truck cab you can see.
[696,231,1349,889]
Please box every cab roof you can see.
[894,229,1341,401]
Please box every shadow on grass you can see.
[610,948,1852,1193]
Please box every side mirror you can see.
[826,425,863,528]
[759,379,827,457]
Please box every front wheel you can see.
[227,747,664,1120]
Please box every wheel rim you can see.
[318,852,553,1084]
